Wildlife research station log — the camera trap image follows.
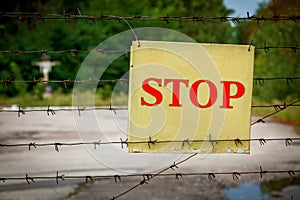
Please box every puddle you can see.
[224,182,269,200]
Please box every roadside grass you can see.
[0,92,110,107]
[261,176,300,193]
[251,98,300,134]
[67,180,95,198]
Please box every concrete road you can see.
[0,109,299,199]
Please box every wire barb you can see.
[175,173,183,180]
[285,138,292,146]
[114,175,121,183]
[56,171,65,184]
[170,162,179,170]
[139,179,148,185]
[143,174,153,181]
[109,102,117,115]
[85,176,93,183]
[147,137,157,149]
[209,134,217,148]
[47,105,56,116]
[181,138,191,149]
[232,172,241,180]
[25,174,34,184]
[259,166,267,179]
[93,140,101,150]
[120,138,128,149]
[77,106,86,116]
[3,77,13,88]
[28,142,36,151]
[288,170,295,178]
[54,143,62,152]
[18,106,25,117]
[208,173,216,180]
[234,138,243,146]
[0,178,7,182]
[258,138,267,145]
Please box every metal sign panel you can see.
[128,41,254,153]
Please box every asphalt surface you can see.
[0,109,299,199]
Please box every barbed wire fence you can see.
[2,168,298,185]
[0,76,299,88]
[1,137,300,152]
[0,99,299,117]
[0,45,298,55]
[0,11,299,23]
[0,10,299,200]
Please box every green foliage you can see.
[252,97,300,126]
[0,0,233,105]
[9,62,27,95]
[3,0,299,106]
[32,83,46,100]
[98,84,112,100]
[233,0,300,101]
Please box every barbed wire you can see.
[0,168,298,199]
[0,77,299,88]
[0,10,299,200]
[0,78,129,89]
[253,77,300,86]
[0,49,129,56]
[256,42,299,53]
[1,99,299,120]
[0,105,127,117]
[0,103,298,115]
[111,166,299,199]
[109,152,198,199]
[0,137,299,152]
[0,11,299,23]
[251,99,300,125]
[252,104,300,108]
[1,168,297,185]
[0,45,298,56]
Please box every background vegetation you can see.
[0,0,299,124]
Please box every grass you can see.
[251,98,300,130]
[0,92,111,107]
[261,176,300,193]
[68,183,85,197]
[67,181,95,198]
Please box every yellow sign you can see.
[128,41,254,154]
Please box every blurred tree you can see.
[233,0,300,101]
[0,0,233,101]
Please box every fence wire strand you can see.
[0,12,299,23]
[1,100,299,126]
[0,77,300,88]
[1,169,298,184]
[0,45,298,56]
[1,137,299,152]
